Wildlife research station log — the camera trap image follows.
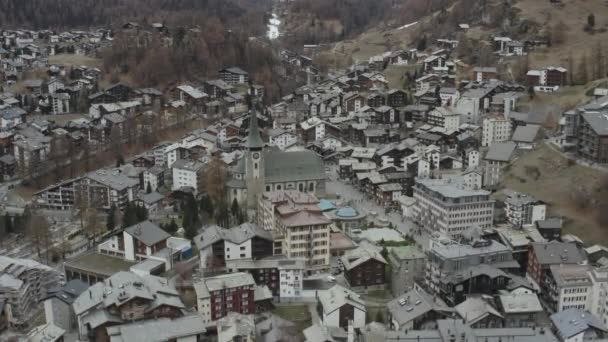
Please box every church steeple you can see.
[246,95,264,150]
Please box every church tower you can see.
[245,97,265,208]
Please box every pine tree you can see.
[4,215,12,233]
[122,203,138,228]
[146,182,152,194]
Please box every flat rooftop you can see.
[64,252,136,277]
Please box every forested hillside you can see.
[0,0,267,29]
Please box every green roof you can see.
[264,150,325,183]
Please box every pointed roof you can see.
[246,99,264,149]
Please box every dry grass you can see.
[501,143,608,244]
[514,0,608,68]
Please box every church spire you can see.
[246,92,264,149]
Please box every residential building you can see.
[106,315,207,342]
[426,239,516,303]
[43,280,89,332]
[258,191,331,274]
[0,257,63,330]
[481,115,512,147]
[73,271,184,341]
[225,257,305,299]
[194,272,255,323]
[194,223,274,270]
[551,309,607,342]
[484,141,516,187]
[63,252,137,286]
[340,241,387,289]
[504,190,547,227]
[498,292,544,328]
[427,107,460,132]
[576,112,608,163]
[387,288,454,331]
[388,246,426,296]
[142,165,164,192]
[219,67,249,85]
[545,264,592,313]
[317,284,366,329]
[171,159,205,194]
[527,241,586,287]
[412,178,495,240]
[455,297,503,328]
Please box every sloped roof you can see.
[124,220,170,246]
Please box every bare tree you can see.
[25,211,52,263]
[204,155,228,204]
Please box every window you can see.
[240,246,246,250]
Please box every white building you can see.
[482,116,512,147]
[412,178,495,240]
[268,129,298,150]
[318,285,366,329]
[504,190,546,227]
[171,159,205,194]
[550,265,593,313]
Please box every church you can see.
[227,106,326,208]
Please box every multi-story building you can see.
[171,159,205,194]
[340,241,387,289]
[427,107,460,132]
[551,308,608,342]
[195,223,274,271]
[412,178,495,240]
[576,112,608,163]
[258,191,331,274]
[219,67,249,85]
[504,190,546,227]
[482,115,512,147]
[194,272,255,323]
[317,284,366,329]
[527,241,586,287]
[483,141,516,187]
[0,257,63,330]
[43,280,89,333]
[425,239,515,303]
[388,246,426,296]
[545,264,592,313]
[225,257,305,298]
[73,271,184,341]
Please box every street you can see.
[325,167,431,250]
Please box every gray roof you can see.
[86,169,139,191]
[416,178,491,198]
[446,264,510,285]
[536,218,563,230]
[124,220,170,246]
[499,293,543,314]
[432,240,510,260]
[201,272,255,292]
[44,279,89,304]
[485,141,516,161]
[107,315,206,342]
[318,284,366,314]
[264,150,325,183]
[73,271,182,317]
[531,241,585,265]
[226,257,306,271]
[138,191,164,204]
[582,112,608,136]
[27,323,66,342]
[511,124,540,143]
[456,297,503,325]
[549,264,591,287]
[172,158,205,172]
[341,241,387,271]
[194,223,272,250]
[551,309,607,339]
[387,288,453,327]
[222,66,248,75]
